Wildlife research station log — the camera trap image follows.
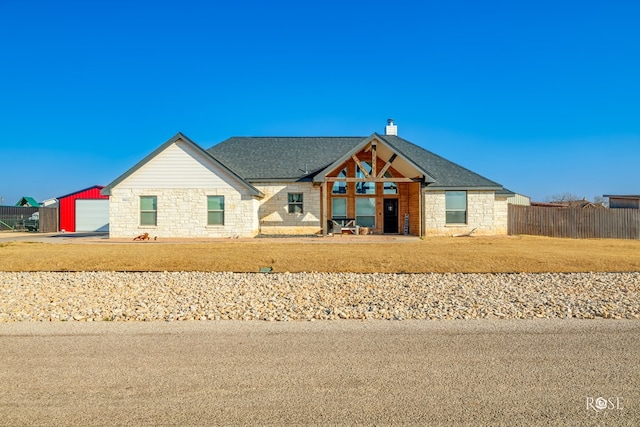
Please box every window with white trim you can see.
[207,196,224,225]
[445,191,467,224]
[140,196,157,226]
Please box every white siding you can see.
[507,193,531,206]
[120,141,247,191]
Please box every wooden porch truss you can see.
[320,138,424,236]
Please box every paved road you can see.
[1,320,638,426]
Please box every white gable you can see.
[372,138,425,179]
[117,139,247,192]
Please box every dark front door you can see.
[383,199,399,234]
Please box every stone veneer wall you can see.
[493,196,509,235]
[255,182,321,235]
[109,188,259,238]
[424,190,503,235]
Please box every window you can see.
[383,171,398,194]
[140,196,157,226]
[207,196,224,225]
[446,191,467,224]
[288,193,303,213]
[356,198,375,227]
[383,182,398,194]
[332,198,346,218]
[356,162,375,194]
[332,168,347,194]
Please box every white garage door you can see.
[76,199,109,232]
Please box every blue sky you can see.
[1,0,638,205]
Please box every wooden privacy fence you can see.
[508,205,640,239]
[0,206,58,233]
[38,207,59,232]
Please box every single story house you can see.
[604,195,640,209]
[102,120,511,238]
[15,197,40,207]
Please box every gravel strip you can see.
[1,272,639,322]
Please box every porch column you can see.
[420,185,425,237]
[321,181,328,235]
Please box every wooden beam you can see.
[364,139,378,152]
[377,153,397,178]
[372,143,377,178]
[351,155,370,178]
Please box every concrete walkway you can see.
[0,231,420,244]
[1,320,638,426]
[0,231,109,244]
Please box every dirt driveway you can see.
[1,320,637,426]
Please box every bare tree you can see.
[545,192,584,203]
[544,193,609,207]
[593,195,609,207]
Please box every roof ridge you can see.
[225,136,365,139]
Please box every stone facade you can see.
[108,187,259,238]
[255,182,322,235]
[493,196,509,235]
[108,185,507,238]
[424,190,506,235]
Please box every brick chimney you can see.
[385,118,397,136]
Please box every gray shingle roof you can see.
[207,134,503,189]
[379,135,503,189]
[207,137,363,181]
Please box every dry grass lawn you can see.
[1,235,639,273]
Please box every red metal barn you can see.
[58,185,109,232]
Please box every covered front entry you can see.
[383,199,398,233]
[317,135,426,236]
